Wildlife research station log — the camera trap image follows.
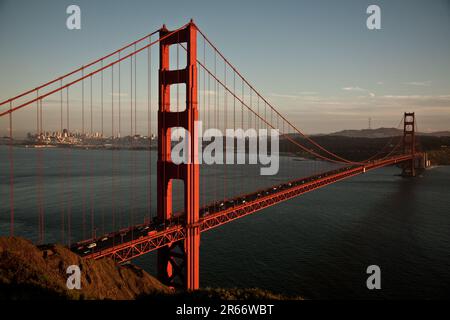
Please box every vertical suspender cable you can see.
[177,39,180,208]
[40,98,44,243]
[130,55,133,233]
[90,75,94,239]
[60,79,65,244]
[35,91,41,243]
[133,44,137,238]
[241,80,244,195]
[119,53,123,229]
[67,88,71,246]
[9,102,14,236]
[118,52,122,229]
[207,65,211,205]
[112,64,115,244]
[82,67,85,134]
[128,56,134,235]
[82,69,86,240]
[214,50,217,204]
[223,63,227,201]
[148,37,152,223]
[119,52,121,139]
[202,37,206,209]
[100,62,105,235]
[233,70,236,203]
[101,61,104,137]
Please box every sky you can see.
[0,0,449,134]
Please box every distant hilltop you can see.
[326,128,450,138]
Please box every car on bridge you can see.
[87,242,97,249]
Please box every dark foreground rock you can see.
[0,236,170,300]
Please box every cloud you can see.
[373,94,450,109]
[270,92,301,99]
[342,86,375,97]
[342,86,367,92]
[382,94,450,99]
[268,91,318,100]
[404,81,432,87]
[376,81,384,85]
[277,93,450,118]
[298,91,318,95]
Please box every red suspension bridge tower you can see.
[157,21,200,290]
[402,112,417,177]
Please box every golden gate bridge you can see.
[0,20,426,290]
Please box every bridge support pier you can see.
[157,21,200,290]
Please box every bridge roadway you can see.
[73,154,416,263]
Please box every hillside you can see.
[0,236,170,300]
[329,127,403,138]
[427,148,450,165]
[328,128,450,138]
